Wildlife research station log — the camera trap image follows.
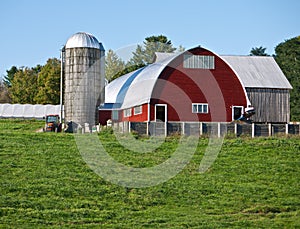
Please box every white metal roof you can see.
[221,56,292,89]
[104,49,292,110]
[65,32,101,49]
[105,54,179,109]
[0,104,61,119]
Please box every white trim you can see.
[218,56,252,107]
[192,103,209,114]
[232,106,244,121]
[123,108,132,117]
[133,105,142,115]
[147,103,150,122]
[155,104,167,122]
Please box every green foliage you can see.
[3,66,19,87]
[249,46,270,56]
[9,67,39,104]
[34,58,61,104]
[275,36,300,121]
[129,35,177,66]
[6,59,61,104]
[105,50,125,82]
[0,119,299,228]
[105,35,183,81]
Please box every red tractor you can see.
[44,114,62,132]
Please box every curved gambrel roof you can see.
[104,47,291,109]
[105,53,180,109]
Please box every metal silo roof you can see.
[65,32,101,49]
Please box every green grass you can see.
[0,119,299,228]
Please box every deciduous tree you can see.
[275,36,300,121]
[34,58,61,104]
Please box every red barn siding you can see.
[99,110,112,125]
[151,47,247,122]
[121,103,148,122]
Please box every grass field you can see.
[0,119,299,228]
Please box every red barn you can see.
[99,46,291,129]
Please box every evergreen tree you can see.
[105,50,125,82]
[250,46,269,56]
[10,67,38,104]
[275,36,300,121]
[129,35,177,66]
[177,45,186,52]
[3,66,19,87]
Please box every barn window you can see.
[112,110,119,120]
[192,103,209,113]
[124,108,132,117]
[183,55,215,69]
[134,105,142,115]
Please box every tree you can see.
[0,81,11,103]
[105,50,125,82]
[250,46,270,56]
[3,66,19,87]
[129,35,177,67]
[274,36,300,121]
[177,45,186,52]
[34,58,61,104]
[10,67,38,104]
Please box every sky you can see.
[0,0,299,78]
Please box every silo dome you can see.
[65,32,101,49]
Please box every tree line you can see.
[1,35,300,120]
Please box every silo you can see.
[64,32,105,130]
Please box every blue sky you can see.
[0,0,299,77]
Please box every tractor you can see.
[44,114,62,132]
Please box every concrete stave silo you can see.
[64,32,105,131]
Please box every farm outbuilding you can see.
[0,103,61,119]
[63,32,105,129]
[99,46,292,129]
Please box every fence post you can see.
[217,122,221,138]
[182,122,185,135]
[268,123,272,137]
[199,122,203,136]
[234,122,238,136]
[285,123,289,135]
[251,123,255,138]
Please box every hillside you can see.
[0,120,299,228]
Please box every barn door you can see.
[155,104,167,122]
[232,106,244,120]
[155,104,167,136]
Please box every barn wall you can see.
[150,47,248,122]
[99,110,112,125]
[121,103,148,122]
[246,88,290,123]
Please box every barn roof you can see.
[220,56,292,89]
[104,48,292,110]
[105,54,179,109]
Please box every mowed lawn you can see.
[0,119,299,228]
